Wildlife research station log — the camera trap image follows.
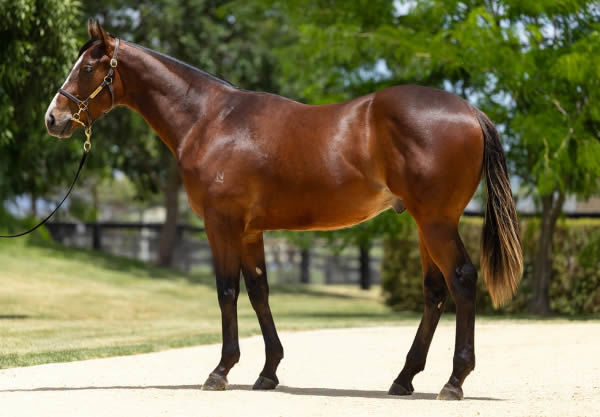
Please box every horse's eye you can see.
[84,65,93,73]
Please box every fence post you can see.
[359,244,371,290]
[300,248,310,284]
[92,223,102,250]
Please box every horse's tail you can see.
[474,108,523,307]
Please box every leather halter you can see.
[58,38,120,149]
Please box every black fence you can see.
[463,210,600,218]
[44,222,382,286]
[41,211,599,286]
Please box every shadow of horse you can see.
[0,384,501,401]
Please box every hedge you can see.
[381,216,600,315]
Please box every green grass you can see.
[0,237,414,369]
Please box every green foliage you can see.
[549,220,600,314]
[382,217,600,315]
[0,0,83,200]
[380,215,421,311]
[0,203,51,242]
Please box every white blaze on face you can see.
[45,53,86,125]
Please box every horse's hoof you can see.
[437,383,463,400]
[388,382,413,396]
[201,373,228,391]
[253,375,278,390]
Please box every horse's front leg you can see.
[202,215,243,391]
[241,232,284,390]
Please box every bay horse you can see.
[45,20,522,400]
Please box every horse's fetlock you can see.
[222,344,240,364]
[453,349,475,372]
[267,346,284,361]
[405,350,426,372]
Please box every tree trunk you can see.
[91,182,99,221]
[30,194,37,217]
[359,244,371,290]
[529,191,565,315]
[158,160,181,267]
[300,248,310,284]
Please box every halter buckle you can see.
[110,58,118,68]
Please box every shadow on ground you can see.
[0,384,501,401]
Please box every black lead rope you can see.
[0,151,88,238]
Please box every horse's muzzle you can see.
[46,112,74,138]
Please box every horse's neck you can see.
[117,42,232,155]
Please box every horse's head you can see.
[45,19,119,138]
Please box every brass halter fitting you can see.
[84,126,92,153]
[71,103,88,126]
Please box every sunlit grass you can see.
[0,238,413,368]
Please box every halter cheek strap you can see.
[58,38,120,151]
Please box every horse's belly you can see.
[247,187,396,232]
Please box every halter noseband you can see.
[58,38,120,152]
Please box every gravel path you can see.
[1,322,598,417]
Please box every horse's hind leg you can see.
[418,221,477,400]
[241,232,284,390]
[389,232,448,396]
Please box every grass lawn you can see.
[0,237,416,369]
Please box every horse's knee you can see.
[217,280,239,307]
[246,279,268,300]
[424,276,448,308]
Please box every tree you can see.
[0,0,83,206]
[249,0,600,309]
[498,6,600,313]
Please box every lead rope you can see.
[0,147,89,238]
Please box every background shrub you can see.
[381,216,600,315]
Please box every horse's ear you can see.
[88,18,102,39]
[87,18,115,56]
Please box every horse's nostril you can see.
[47,113,56,127]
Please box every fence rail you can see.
[462,210,600,218]
[41,210,599,285]
[44,222,382,286]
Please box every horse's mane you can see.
[76,36,238,89]
[123,40,237,89]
